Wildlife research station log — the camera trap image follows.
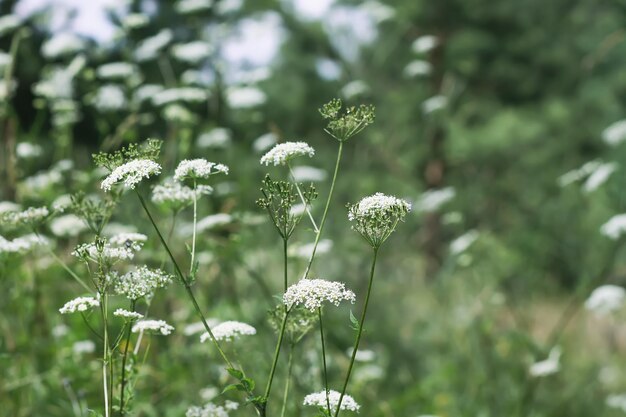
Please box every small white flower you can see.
[172,41,213,63]
[288,239,333,259]
[113,309,144,320]
[529,347,561,378]
[113,266,172,300]
[582,162,617,193]
[2,206,49,226]
[260,142,315,166]
[585,285,626,315]
[135,29,173,61]
[226,86,266,108]
[174,159,229,181]
[176,0,214,14]
[185,401,238,417]
[291,165,327,182]
[603,120,626,146]
[557,160,602,187]
[132,319,174,335]
[600,214,626,240]
[122,13,149,29]
[0,201,20,213]
[134,84,165,104]
[283,278,356,311]
[152,87,207,106]
[341,80,369,100]
[96,62,137,80]
[348,348,376,362]
[200,320,256,342]
[152,179,213,207]
[197,128,232,148]
[72,234,145,262]
[101,159,161,191]
[194,213,233,233]
[253,132,278,153]
[349,193,411,221]
[403,60,432,78]
[303,390,360,413]
[72,340,96,355]
[422,95,447,114]
[59,296,100,314]
[184,319,220,336]
[50,214,87,237]
[607,394,626,411]
[450,230,479,255]
[412,35,438,53]
[0,15,20,36]
[42,33,84,58]
[0,234,49,254]
[16,142,43,159]
[415,187,455,212]
[93,84,127,111]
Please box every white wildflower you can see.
[163,104,195,123]
[403,60,432,78]
[186,401,239,417]
[72,234,145,262]
[59,296,100,314]
[50,214,87,237]
[422,95,447,114]
[362,1,396,22]
[600,214,626,240]
[582,162,617,193]
[253,132,277,153]
[288,239,333,259]
[260,142,315,166]
[152,180,213,207]
[291,165,327,182]
[132,319,174,335]
[176,0,214,14]
[0,234,49,254]
[529,347,561,378]
[585,285,626,315]
[303,390,360,413]
[113,309,144,320]
[101,159,161,191]
[349,193,411,221]
[152,87,207,106]
[283,278,356,311]
[341,80,369,100]
[603,120,626,146]
[108,233,148,247]
[348,193,411,247]
[557,159,602,187]
[42,33,84,58]
[52,324,69,338]
[412,35,438,53]
[0,201,20,213]
[184,319,220,336]
[348,348,376,362]
[607,394,626,411]
[450,230,479,255]
[194,213,233,233]
[197,128,232,148]
[172,41,213,63]
[0,52,11,71]
[134,84,165,104]
[0,15,20,36]
[96,62,137,80]
[135,29,173,61]
[415,187,455,212]
[20,169,63,193]
[2,206,49,226]
[114,266,172,300]
[93,84,127,111]
[16,142,43,159]
[72,340,96,355]
[226,86,266,108]
[174,159,229,181]
[52,194,73,213]
[216,0,243,14]
[200,320,256,342]
[102,223,137,236]
[122,13,149,29]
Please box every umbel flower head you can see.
[200,320,257,342]
[101,159,162,191]
[174,158,229,182]
[303,390,360,413]
[113,309,143,320]
[1,206,49,227]
[152,179,213,210]
[132,319,174,335]
[319,98,375,142]
[114,266,173,300]
[72,233,147,263]
[59,296,100,314]
[347,193,411,248]
[260,141,315,166]
[283,278,356,311]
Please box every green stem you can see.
[287,163,318,232]
[302,141,344,279]
[43,238,91,292]
[119,300,135,416]
[279,345,294,417]
[100,291,110,417]
[334,247,379,417]
[190,179,197,276]
[318,308,331,415]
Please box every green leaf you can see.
[349,310,359,331]
[226,367,244,380]
[241,377,256,391]
[222,384,239,394]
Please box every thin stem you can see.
[135,191,236,371]
[283,238,288,291]
[279,345,294,417]
[334,247,379,417]
[100,291,110,417]
[303,141,343,279]
[190,179,197,276]
[287,163,319,232]
[318,308,331,415]
[45,240,91,292]
[120,300,136,416]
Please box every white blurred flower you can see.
[184,319,220,336]
[412,35,438,53]
[152,180,212,207]
[415,187,455,212]
[21,169,63,193]
[0,15,20,36]
[340,80,369,99]
[195,213,233,233]
[197,128,232,148]
[2,206,49,226]
[349,348,376,362]
[607,394,626,411]
[132,319,174,335]
[253,132,277,153]
[303,390,360,413]
[362,1,395,22]
[16,142,43,159]
[134,84,165,104]
[152,87,207,106]
[50,214,87,237]
[72,340,96,355]
[92,84,127,111]
[289,239,333,259]
[135,29,173,61]
[603,120,626,146]
[96,62,137,80]
[450,230,479,255]
[600,214,626,240]
[51,324,69,338]
[0,234,49,254]
[59,296,100,314]
[529,346,561,378]
[403,60,432,78]
[122,13,149,29]
[42,33,84,59]
[226,86,266,108]
[585,285,625,315]
[172,41,213,63]
[176,0,213,14]
[582,162,617,193]
[260,142,315,166]
[422,95,447,114]
[114,309,144,320]
[0,201,20,213]
[291,165,327,182]
[557,159,602,187]
[200,320,256,342]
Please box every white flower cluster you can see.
[101,159,162,191]
[172,41,213,63]
[176,0,214,14]
[226,86,266,108]
[603,120,626,146]
[186,401,239,417]
[303,390,360,413]
[199,321,256,342]
[72,233,146,262]
[601,214,626,240]
[348,193,411,247]
[585,285,625,315]
[50,214,87,237]
[135,29,173,61]
[0,234,48,254]
[529,347,561,378]
[152,180,213,207]
[42,33,84,58]
[415,187,455,212]
[260,142,315,166]
[96,62,137,80]
[288,239,333,259]
[2,206,49,226]
[174,159,229,181]
[113,309,144,320]
[132,319,174,335]
[152,87,207,106]
[0,15,20,36]
[73,340,96,355]
[283,278,356,311]
[59,296,100,314]
[348,193,411,221]
[93,84,127,111]
[114,266,173,300]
